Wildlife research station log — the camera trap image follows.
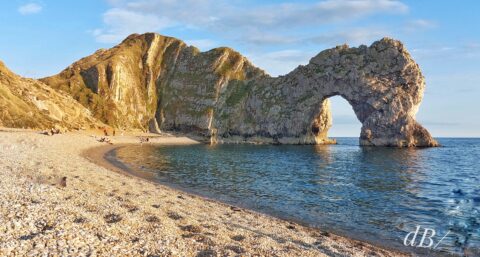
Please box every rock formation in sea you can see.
[0,61,101,130]
[2,33,437,146]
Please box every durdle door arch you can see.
[303,38,438,147]
[213,38,438,147]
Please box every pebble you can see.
[0,131,405,257]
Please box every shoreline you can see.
[0,129,412,256]
[91,142,458,257]
[83,140,416,256]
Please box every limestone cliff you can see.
[41,34,265,132]
[40,33,437,147]
[0,61,101,130]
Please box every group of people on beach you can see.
[42,127,62,136]
[98,127,151,144]
[103,128,115,137]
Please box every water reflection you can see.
[112,138,480,255]
[313,144,333,167]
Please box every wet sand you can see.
[0,128,409,256]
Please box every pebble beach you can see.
[0,128,408,256]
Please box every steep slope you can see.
[0,61,101,130]
[41,33,437,147]
[41,33,266,132]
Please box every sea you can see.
[106,138,480,256]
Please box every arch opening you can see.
[309,95,363,145]
[327,95,362,139]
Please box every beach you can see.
[0,128,408,256]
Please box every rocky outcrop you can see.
[40,33,437,147]
[0,61,101,130]
[216,39,438,147]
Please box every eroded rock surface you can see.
[39,33,437,146]
[0,61,101,130]
[221,39,438,147]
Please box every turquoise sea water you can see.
[108,138,480,256]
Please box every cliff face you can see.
[0,61,101,130]
[39,33,437,147]
[41,33,266,132]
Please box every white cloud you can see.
[91,0,415,76]
[403,19,437,32]
[463,42,480,50]
[411,43,480,61]
[247,27,392,76]
[93,0,408,44]
[242,31,299,46]
[248,50,315,76]
[18,3,43,15]
[308,27,391,45]
[94,8,172,43]
[184,39,218,51]
[219,0,408,29]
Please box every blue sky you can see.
[0,0,479,137]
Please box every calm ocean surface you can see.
[109,138,480,255]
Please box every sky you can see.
[0,0,479,137]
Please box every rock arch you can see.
[214,38,438,147]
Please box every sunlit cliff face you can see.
[0,33,434,147]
